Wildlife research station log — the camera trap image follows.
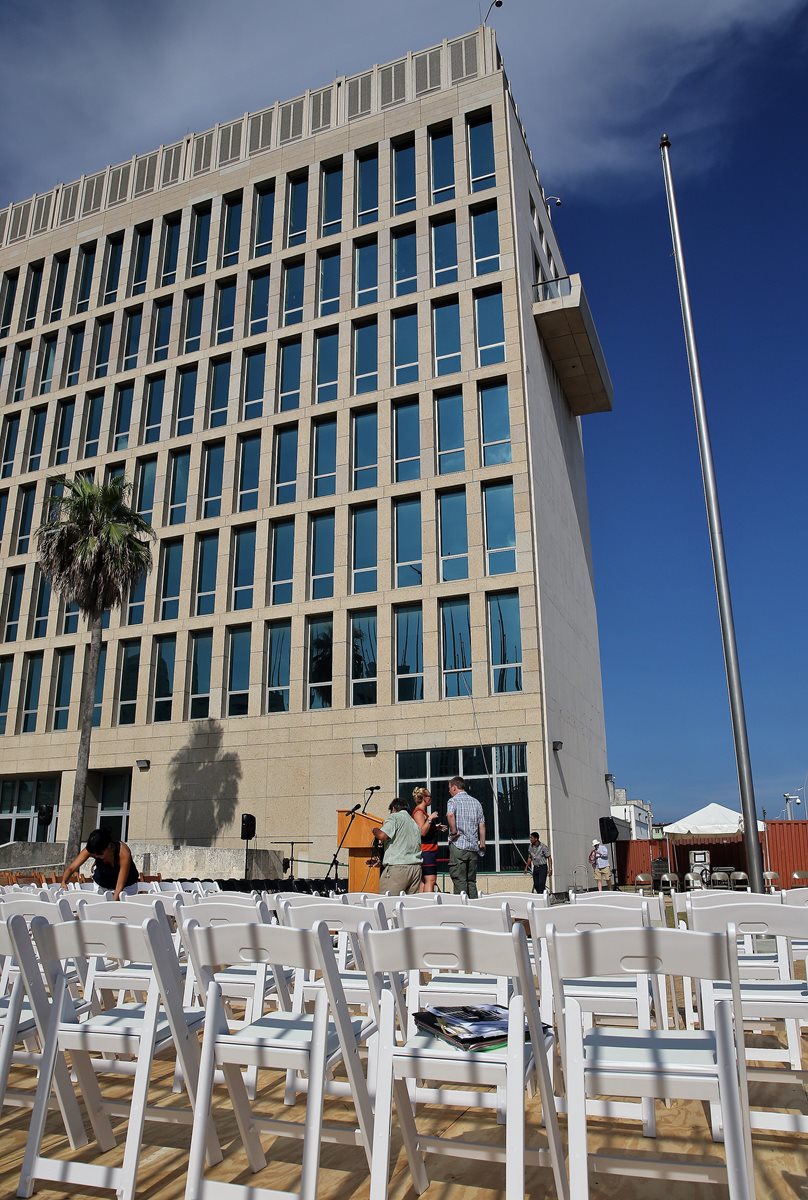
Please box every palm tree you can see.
[36,475,154,864]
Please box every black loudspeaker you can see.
[599,815,619,844]
[37,804,54,826]
[240,813,256,841]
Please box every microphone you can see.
[365,785,381,793]
[350,803,362,813]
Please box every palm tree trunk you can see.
[64,614,103,866]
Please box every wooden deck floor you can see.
[1,1056,806,1200]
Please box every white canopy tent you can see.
[663,802,765,835]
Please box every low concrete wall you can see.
[128,843,283,881]
[0,842,66,871]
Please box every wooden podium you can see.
[336,809,384,894]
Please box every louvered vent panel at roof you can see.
[248,109,273,155]
[414,48,441,95]
[310,88,332,133]
[0,210,8,246]
[107,163,131,206]
[31,192,54,235]
[133,153,158,196]
[218,120,243,165]
[192,131,214,175]
[82,173,105,216]
[279,98,304,143]
[9,200,32,241]
[380,60,406,108]
[347,72,372,119]
[161,143,183,187]
[449,34,478,83]
[59,182,80,224]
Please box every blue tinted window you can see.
[278,340,301,411]
[313,418,337,497]
[396,604,423,702]
[37,337,56,394]
[53,647,74,729]
[124,308,141,368]
[351,610,377,705]
[432,217,458,286]
[1,414,19,477]
[0,273,17,337]
[160,217,180,286]
[316,330,339,404]
[196,532,218,615]
[65,327,84,386]
[439,489,468,581]
[221,195,242,267]
[33,574,50,638]
[249,269,270,335]
[118,641,140,725]
[355,240,378,305]
[353,408,377,489]
[176,366,197,436]
[130,227,151,295]
[254,186,275,256]
[394,399,420,482]
[228,627,251,716]
[190,207,211,275]
[83,393,103,458]
[238,434,261,511]
[489,591,522,693]
[143,376,164,443]
[4,568,24,640]
[184,291,203,353]
[287,175,309,247]
[468,113,496,191]
[216,281,236,343]
[127,571,146,625]
[275,426,297,504]
[475,289,505,365]
[484,480,516,574]
[394,497,422,587]
[321,162,343,236]
[267,621,291,712]
[353,320,378,394]
[430,127,455,203]
[243,349,265,419]
[393,140,416,214]
[436,391,465,474]
[190,631,213,719]
[151,302,171,361]
[393,311,418,385]
[54,400,74,466]
[441,597,471,698]
[160,541,183,621]
[472,205,500,274]
[308,616,333,710]
[433,299,461,375]
[208,358,230,428]
[104,236,124,301]
[352,505,377,594]
[16,486,35,553]
[356,152,378,225]
[271,518,295,605]
[75,246,95,311]
[318,249,340,317]
[0,656,12,731]
[480,380,511,465]
[21,652,43,733]
[232,526,256,610]
[49,256,68,320]
[93,319,113,377]
[114,383,134,450]
[168,449,190,524]
[153,635,176,722]
[311,512,335,599]
[203,442,224,518]
[135,456,156,523]
[283,261,305,325]
[92,643,107,726]
[392,228,416,296]
[27,408,47,470]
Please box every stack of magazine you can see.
[414,1004,530,1052]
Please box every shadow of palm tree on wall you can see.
[162,719,242,845]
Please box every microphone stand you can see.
[324,788,376,885]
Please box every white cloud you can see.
[0,0,804,206]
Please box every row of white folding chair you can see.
[570,889,667,923]
[547,923,754,1200]
[9,911,221,1200]
[689,900,808,1135]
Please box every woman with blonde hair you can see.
[412,786,444,892]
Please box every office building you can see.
[0,26,612,888]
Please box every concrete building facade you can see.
[0,27,612,889]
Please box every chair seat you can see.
[60,1002,205,1045]
[584,1027,719,1074]
[0,996,36,1038]
[397,1027,551,1068]
[713,978,808,1005]
[224,1009,366,1057]
[419,972,508,997]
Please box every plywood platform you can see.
[1,1056,806,1200]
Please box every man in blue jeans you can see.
[446,775,486,899]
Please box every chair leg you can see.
[715,1001,756,1200]
[299,993,328,1200]
[565,1011,590,1200]
[505,1007,525,1200]
[16,998,68,1199]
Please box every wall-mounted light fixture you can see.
[135,759,150,771]
[605,773,615,784]
[361,743,378,757]
[552,740,563,753]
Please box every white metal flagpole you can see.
[659,133,764,892]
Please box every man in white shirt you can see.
[446,776,485,899]
[588,839,613,891]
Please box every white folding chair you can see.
[183,919,374,1200]
[0,915,87,1146]
[361,920,568,1200]
[11,913,221,1200]
[690,901,808,1133]
[571,890,667,923]
[548,924,754,1200]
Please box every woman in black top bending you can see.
[61,828,140,900]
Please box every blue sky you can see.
[2,0,806,821]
